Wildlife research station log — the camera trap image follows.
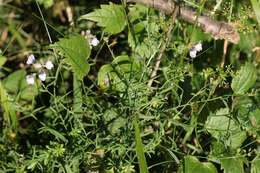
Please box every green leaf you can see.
[220,157,244,173]
[184,156,218,173]
[251,153,260,173]
[135,115,148,173]
[3,69,38,101]
[98,55,141,91]
[231,63,257,95]
[0,82,17,133]
[249,109,260,128]
[0,56,7,67]
[3,69,26,93]
[51,35,91,79]
[205,108,247,149]
[250,0,260,26]
[78,2,126,34]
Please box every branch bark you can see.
[126,0,240,44]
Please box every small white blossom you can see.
[26,74,35,85]
[189,49,197,58]
[45,60,54,70]
[194,41,202,52]
[38,71,47,81]
[189,41,202,58]
[33,63,42,69]
[89,37,99,47]
[27,54,35,64]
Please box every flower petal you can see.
[45,60,54,70]
[27,54,35,65]
[26,74,35,84]
[38,71,47,81]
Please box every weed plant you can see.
[0,0,260,172]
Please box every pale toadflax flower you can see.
[26,54,54,85]
[26,54,35,64]
[26,74,35,85]
[81,30,100,47]
[89,37,99,47]
[189,41,202,58]
[45,59,54,70]
[38,71,47,81]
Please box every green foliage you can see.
[98,55,141,91]
[205,108,247,149]
[79,2,126,34]
[220,156,245,173]
[135,116,148,173]
[51,35,91,79]
[0,0,260,172]
[184,156,218,173]
[231,63,257,95]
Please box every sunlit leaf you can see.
[51,35,91,79]
[231,63,257,95]
[79,2,126,34]
[220,157,244,173]
[184,156,218,173]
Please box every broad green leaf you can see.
[231,63,257,95]
[3,69,26,93]
[98,55,141,91]
[220,157,244,173]
[128,21,160,58]
[249,109,260,128]
[0,82,17,133]
[3,69,38,101]
[251,153,260,173]
[184,156,218,173]
[51,35,91,79]
[135,115,148,173]
[250,0,260,26]
[205,108,247,149]
[78,2,126,34]
[0,56,7,67]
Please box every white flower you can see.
[33,63,42,69]
[189,41,202,58]
[26,74,35,85]
[27,54,35,64]
[89,37,99,47]
[194,41,202,52]
[38,71,47,81]
[45,60,54,70]
[189,49,197,58]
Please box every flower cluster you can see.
[81,30,100,47]
[26,54,54,85]
[189,41,202,58]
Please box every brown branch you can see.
[127,0,240,44]
[147,5,179,87]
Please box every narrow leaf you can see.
[135,115,148,173]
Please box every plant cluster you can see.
[0,0,260,172]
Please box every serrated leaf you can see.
[231,63,257,95]
[205,108,247,149]
[220,157,244,173]
[184,156,218,173]
[51,35,90,79]
[79,2,126,34]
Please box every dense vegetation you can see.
[0,0,260,172]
